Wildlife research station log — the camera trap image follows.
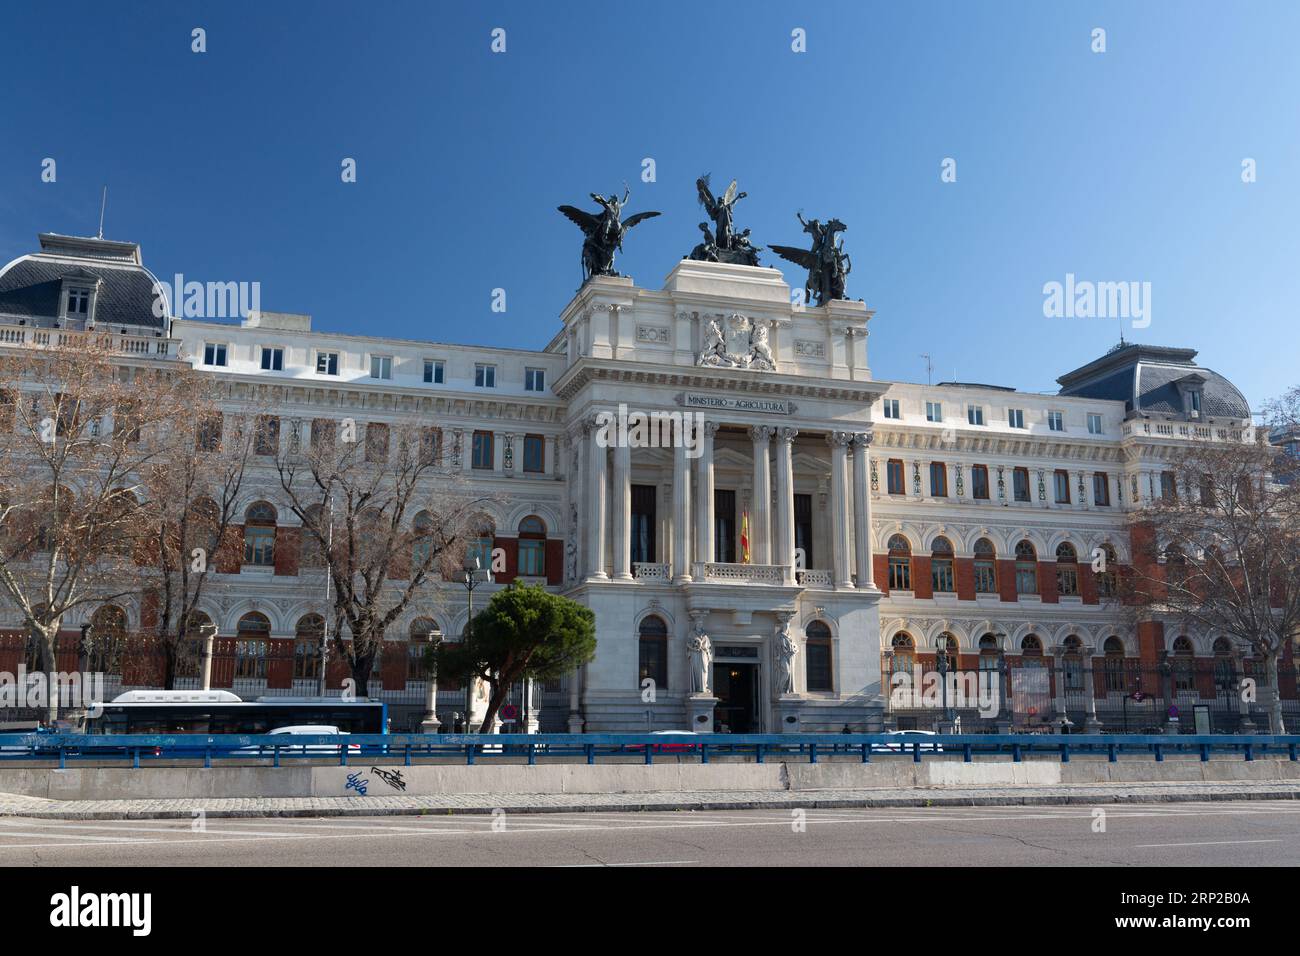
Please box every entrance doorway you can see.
[713,662,760,733]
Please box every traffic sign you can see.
[500,704,518,720]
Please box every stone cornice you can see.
[871,425,1124,462]
[552,358,889,404]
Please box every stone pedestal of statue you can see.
[774,696,803,734]
[686,695,719,733]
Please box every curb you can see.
[4,786,1298,820]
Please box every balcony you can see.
[693,563,792,586]
[1122,419,1253,443]
[0,322,181,359]
[632,563,669,582]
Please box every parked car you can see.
[871,730,944,753]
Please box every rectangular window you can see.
[67,288,90,315]
[974,559,997,593]
[886,459,905,496]
[523,434,544,473]
[806,641,833,693]
[244,527,274,567]
[203,343,228,367]
[888,555,911,591]
[972,464,990,500]
[1008,408,1025,429]
[370,355,393,380]
[1013,467,1031,502]
[925,401,942,423]
[794,494,813,570]
[254,415,279,457]
[1048,410,1064,431]
[316,351,339,376]
[1054,469,1071,504]
[882,398,900,419]
[423,359,444,384]
[715,490,736,563]
[525,368,546,392]
[261,347,284,371]
[639,634,667,690]
[1087,413,1103,435]
[365,422,389,463]
[932,557,955,593]
[474,364,496,388]
[1189,390,1202,414]
[1093,472,1110,506]
[631,485,657,564]
[929,461,948,497]
[967,405,984,426]
[1161,471,1177,501]
[1057,566,1079,596]
[472,430,494,469]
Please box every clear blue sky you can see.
[2,0,1296,408]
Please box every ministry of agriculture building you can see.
[0,231,1278,734]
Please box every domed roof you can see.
[1056,343,1250,421]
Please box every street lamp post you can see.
[935,638,954,734]
[461,555,491,733]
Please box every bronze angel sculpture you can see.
[769,212,851,306]
[689,175,761,266]
[558,188,660,283]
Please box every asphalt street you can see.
[0,800,1296,866]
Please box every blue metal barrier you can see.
[2,732,1300,766]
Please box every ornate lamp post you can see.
[935,636,955,734]
[461,555,491,732]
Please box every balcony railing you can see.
[693,563,793,586]
[632,563,670,581]
[1122,419,1253,443]
[0,322,181,359]
[795,568,834,589]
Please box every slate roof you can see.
[1056,343,1250,420]
[0,256,167,331]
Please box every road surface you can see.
[0,800,1297,866]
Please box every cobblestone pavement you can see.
[2,780,1299,820]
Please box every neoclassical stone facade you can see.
[0,234,1267,732]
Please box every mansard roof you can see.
[0,234,168,331]
[1055,342,1250,421]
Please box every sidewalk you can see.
[3,780,1299,820]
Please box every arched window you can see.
[887,534,912,591]
[88,604,127,674]
[978,633,1001,672]
[931,536,955,593]
[235,612,270,679]
[518,515,547,577]
[1014,540,1038,595]
[1103,636,1126,692]
[805,621,833,692]
[936,632,959,671]
[408,617,441,681]
[1172,636,1195,692]
[1062,635,1084,691]
[1055,542,1079,596]
[244,502,277,567]
[1097,542,1119,597]
[1212,637,1236,694]
[412,510,435,570]
[973,538,997,593]
[638,616,668,690]
[891,632,915,675]
[294,614,324,681]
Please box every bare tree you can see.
[275,417,491,697]
[1125,437,1300,732]
[0,341,203,722]
[137,386,258,688]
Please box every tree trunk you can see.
[162,639,178,691]
[1266,652,1286,734]
[351,646,375,699]
[478,680,505,734]
[39,631,59,726]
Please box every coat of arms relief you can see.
[697,313,777,371]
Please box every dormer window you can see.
[67,289,90,316]
[1189,390,1202,416]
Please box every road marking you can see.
[1132,838,1284,849]
[552,860,697,867]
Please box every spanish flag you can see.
[740,510,751,564]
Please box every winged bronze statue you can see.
[688,175,760,266]
[769,212,851,306]
[558,187,660,283]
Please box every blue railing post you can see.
[1200,743,1210,763]
[527,742,536,766]
[1244,743,1254,762]
[809,742,818,764]
[405,744,412,767]
[204,747,211,769]
[1012,744,1022,763]
[963,743,972,763]
[466,743,475,765]
[756,742,765,763]
[1060,743,1070,763]
[861,741,870,763]
[1108,743,1117,763]
[273,745,280,768]
[1153,744,1163,762]
[700,743,709,764]
[1290,743,1297,762]
[58,745,66,770]
[644,743,653,765]
[585,743,594,765]
[912,742,921,763]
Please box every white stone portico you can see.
[551,260,889,732]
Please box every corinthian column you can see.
[695,421,718,564]
[827,431,855,589]
[672,433,693,583]
[852,431,875,588]
[774,427,798,575]
[586,418,608,580]
[612,441,632,579]
[749,426,774,565]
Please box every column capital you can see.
[852,430,874,448]
[826,431,854,448]
[776,426,799,444]
[704,420,721,437]
[749,424,775,443]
